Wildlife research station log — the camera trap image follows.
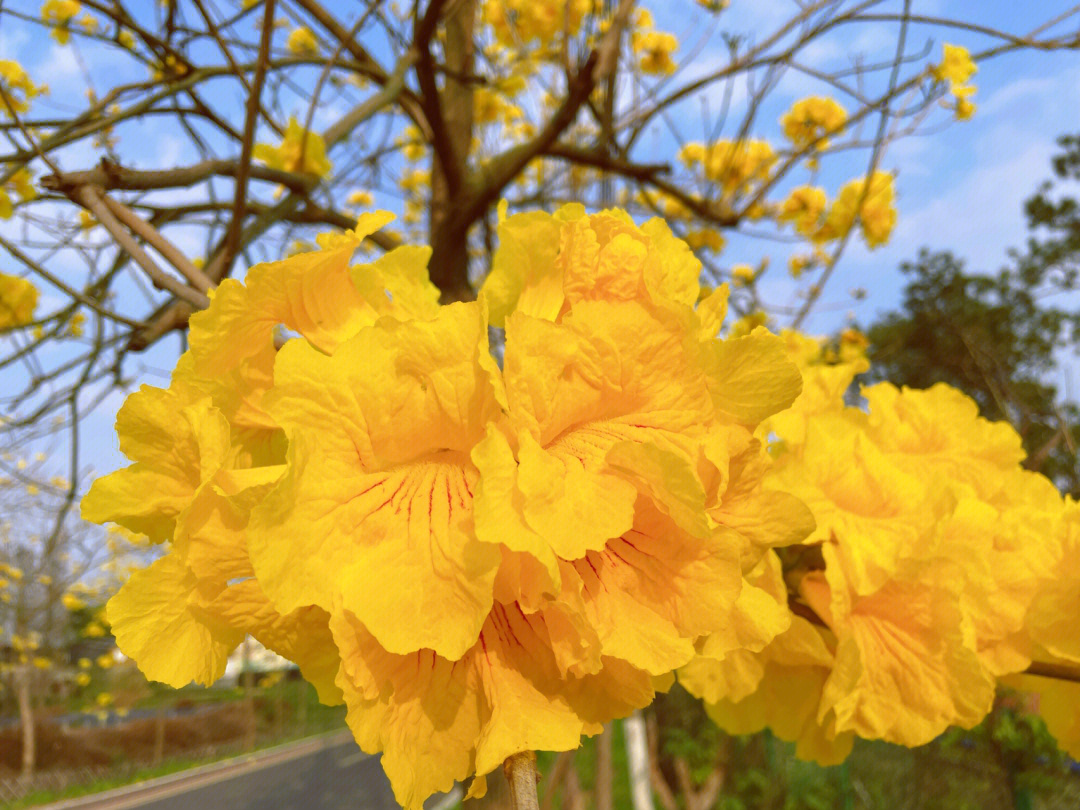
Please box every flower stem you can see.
[503,751,540,810]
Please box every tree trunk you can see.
[595,724,614,810]
[428,0,477,303]
[624,712,655,810]
[153,710,166,766]
[14,664,35,780]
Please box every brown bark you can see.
[14,664,35,780]
[426,0,478,303]
[595,724,614,810]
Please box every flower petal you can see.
[106,552,242,688]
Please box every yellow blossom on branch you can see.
[253,117,332,178]
[932,43,978,120]
[0,272,38,330]
[483,0,590,48]
[41,0,81,44]
[781,97,847,151]
[633,30,679,75]
[778,185,828,239]
[0,60,46,116]
[287,27,318,55]
[818,170,896,248]
[932,43,977,86]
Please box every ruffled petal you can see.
[106,552,243,688]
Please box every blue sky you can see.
[2,1,1079,478]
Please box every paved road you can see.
[47,733,456,810]
[140,740,397,810]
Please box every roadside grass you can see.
[4,680,347,808]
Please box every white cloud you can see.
[894,139,1049,268]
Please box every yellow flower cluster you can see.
[932,43,977,120]
[0,60,46,117]
[0,168,36,220]
[680,333,1080,762]
[41,0,81,45]
[473,86,524,127]
[776,172,896,249]
[778,185,828,238]
[633,29,679,75]
[679,139,776,196]
[780,97,847,151]
[483,0,591,48]
[253,117,332,178]
[0,272,38,330]
[85,207,817,809]
[818,170,896,248]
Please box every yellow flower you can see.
[955,97,976,120]
[481,205,703,327]
[399,168,430,194]
[33,656,53,669]
[248,302,503,660]
[931,44,977,120]
[253,117,332,178]
[397,125,426,161]
[0,273,38,329]
[347,189,374,207]
[117,29,135,50]
[932,43,976,86]
[11,168,37,202]
[818,171,896,248]
[687,140,776,196]
[95,691,113,707]
[41,0,81,44]
[806,568,995,747]
[67,310,86,337]
[287,27,318,55]
[483,0,590,48]
[683,229,726,253]
[0,60,45,116]
[731,264,755,285]
[1026,499,1080,664]
[75,672,92,687]
[778,186,827,238]
[96,653,114,669]
[679,555,854,764]
[781,97,847,150]
[633,31,679,75]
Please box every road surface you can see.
[44,732,459,810]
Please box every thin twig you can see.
[75,187,210,309]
